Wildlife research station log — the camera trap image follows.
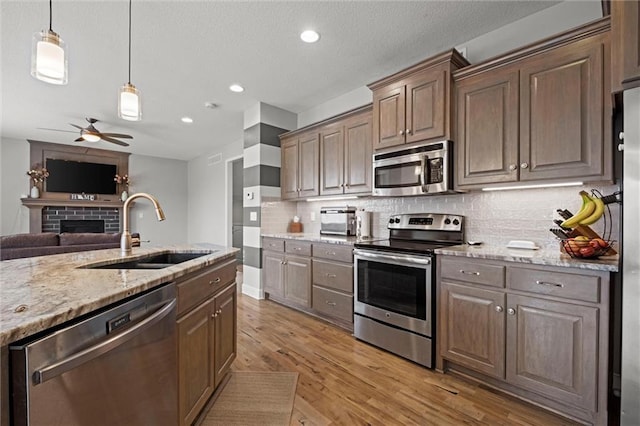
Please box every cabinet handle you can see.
[211,312,217,318]
[509,164,517,171]
[209,277,221,285]
[326,273,337,278]
[459,270,480,276]
[520,162,529,169]
[326,251,336,256]
[294,247,302,251]
[507,308,516,315]
[399,130,405,135]
[282,261,288,265]
[495,306,503,313]
[406,128,411,135]
[536,280,564,288]
[326,301,337,306]
[217,309,223,315]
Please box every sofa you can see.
[0,232,140,261]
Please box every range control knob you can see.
[394,218,401,223]
[444,218,451,225]
[389,218,395,224]
[453,219,460,226]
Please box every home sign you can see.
[70,193,96,201]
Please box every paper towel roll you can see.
[356,209,371,238]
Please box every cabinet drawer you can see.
[312,286,354,323]
[313,259,353,293]
[312,242,353,262]
[285,240,312,256]
[440,258,506,288]
[508,267,600,303]
[177,259,236,316]
[263,238,284,253]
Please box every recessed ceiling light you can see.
[300,30,320,43]
[229,84,244,93]
[181,117,193,124]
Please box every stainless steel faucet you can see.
[121,192,166,255]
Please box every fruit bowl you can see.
[561,237,612,259]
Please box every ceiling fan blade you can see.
[37,127,78,133]
[74,137,85,142]
[99,133,133,139]
[101,136,130,147]
[69,124,84,130]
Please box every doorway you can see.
[231,158,244,265]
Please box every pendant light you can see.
[118,0,141,121]
[31,0,68,85]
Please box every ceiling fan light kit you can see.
[118,0,141,121]
[31,1,67,85]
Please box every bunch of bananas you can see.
[560,191,605,228]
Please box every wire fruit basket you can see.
[560,189,617,260]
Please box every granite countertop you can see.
[0,244,238,346]
[262,233,378,246]
[435,244,619,272]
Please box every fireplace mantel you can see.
[21,198,126,234]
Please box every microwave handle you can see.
[420,155,429,193]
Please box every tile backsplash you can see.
[261,184,621,251]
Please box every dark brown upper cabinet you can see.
[280,105,372,201]
[368,50,469,151]
[454,18,612,189]
[611,0,640,92]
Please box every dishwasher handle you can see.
[33,298,176,385]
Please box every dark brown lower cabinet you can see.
[176,259,237,426]
[437,256,610,425]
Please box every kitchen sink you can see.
[82,252,212,270]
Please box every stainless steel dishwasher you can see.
[10,283,177,426]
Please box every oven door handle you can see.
[420,155,429,193]
[354,249,431,266]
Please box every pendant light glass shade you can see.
[118,82,141,121]
[31,30,67,85]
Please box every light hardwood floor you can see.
[231,292,578,426]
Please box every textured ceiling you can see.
[1,1,561,161]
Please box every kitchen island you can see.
[0,244,239,426]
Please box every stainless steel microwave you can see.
[372,140,453,196]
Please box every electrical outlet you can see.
[245,191,254,200]
[310,212,316,221]
[250,211,257,221]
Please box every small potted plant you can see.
[114,174,130,201]
[26,164,49,198]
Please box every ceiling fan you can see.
[39,118,133,147]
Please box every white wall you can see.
[0,137,189,245]
[128,155,189,246]
[187,139,243,245]
[455,1,601,63]
[0,137,30,234]
[296,0,602,128]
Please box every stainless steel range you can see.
[353,213,464,368]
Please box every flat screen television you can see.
[45,159,117,195]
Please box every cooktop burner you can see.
[354,213,465,255]
[354,239,456,255]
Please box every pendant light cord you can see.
[128,0,132,84]
[49,0,52,31]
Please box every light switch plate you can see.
[245,191,254,200]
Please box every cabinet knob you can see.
[209,277,221,285]
[509,164,517,171]
[507,308,516,315]
[520,162,529,169]
[495,306,503,313]
[217,308,223,315]
[211,313,217,318]
[399,130,405,135]
[406,129,411,135]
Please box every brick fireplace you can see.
[42,207,120,233]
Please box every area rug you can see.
[200,372,298,426]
